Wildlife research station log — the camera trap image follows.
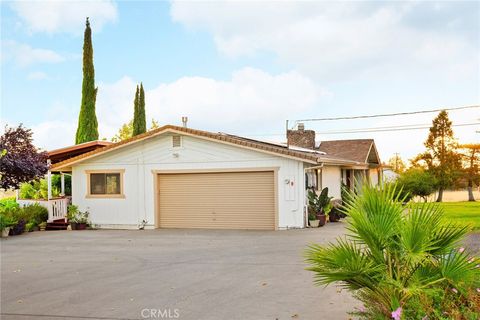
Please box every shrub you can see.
[305,183,480,319]
[397,168,437,202]
[19,179,60,200]
[0,197,19,211]
[0,213,17,230]
[21,204,48,225]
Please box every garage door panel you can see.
[157,171,275,230]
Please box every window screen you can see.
[90,173,121,195]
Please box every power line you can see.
[291,105,480,123]
[243,122,480,137]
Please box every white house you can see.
[50,124,382,230]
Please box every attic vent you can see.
[172,135,182,148]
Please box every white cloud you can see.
[10,0,118,34]
[170,1,478,80]
[2,40,64,67]
[27,71,49,80]
[29,68,323,150]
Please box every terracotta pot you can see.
[318,215,327,226]
[77,223,87,230]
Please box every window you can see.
[86,170,124,198]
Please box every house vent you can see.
[172,135,182,148]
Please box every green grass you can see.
[414,201,480,230]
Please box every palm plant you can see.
[305,183,479,319]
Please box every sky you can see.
[1,0,479,163]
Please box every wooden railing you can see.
[17,197,71,222]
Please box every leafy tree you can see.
[387,153,406,173]
[150,118,160,130]
[75,17,99,144]
[459,143,480,201]
[305,183,479,319]
[111,119,160,142]
[397,168,436,202]
[413,111,461,202]
[133,83,146,136]
[0,125,48,190]
[111,120,134,142]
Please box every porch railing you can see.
[17,197,71,222]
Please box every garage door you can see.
[157,171,276,230]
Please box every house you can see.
[49,123,382,230]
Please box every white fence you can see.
[17,197,71,222]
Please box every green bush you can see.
[0,197,19,211]
[21,204,48,225]
[397,168,437,202]
[0,212,17,230]
[19,179,60,200]
[305,183,480,319]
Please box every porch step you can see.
[46,220,69,231]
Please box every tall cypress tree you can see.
[133,83,146,136]
[75,17,99,144]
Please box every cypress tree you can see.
[75,17,99,144]
[133,83,146,136]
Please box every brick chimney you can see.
[287,123,315,149]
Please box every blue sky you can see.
[1,1,479,161]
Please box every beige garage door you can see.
[157,171,276,230]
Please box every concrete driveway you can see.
[1,223,358,320]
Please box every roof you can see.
[318,139,379,164]
[48,140,113,164]
[51,125,324,170]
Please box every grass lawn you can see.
[434,201,480,230]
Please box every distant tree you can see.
[412,111,461,202]
[397,168,437,202]
[150,118,160,130]
[133,83,146,136]
[112,118,160,142]
[75,17,99,144]
[0,125,48,190]
[459,143,480,201]
[387,153,406,173]
[111,120,134,142]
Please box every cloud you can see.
[27,71,49,80]
[2,40,64,67]
[27,68,323,150]
[170,1,479,80]
[10,0,118,34]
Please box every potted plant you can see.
[76,210,90,230]
[67,205,79,230]
[39,221,47,231]
[307,190,320,227]
[307,188,333,227]
[0,214,17,238]
[316,187,333,226]
[329,199,342,222]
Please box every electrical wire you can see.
[291,105,480,123]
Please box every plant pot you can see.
[1,227,10,238]
[318,215,327,227]
[329,213,340,222]
[77,223,87,230]
[70,222,77,230]
[309,220,320,228]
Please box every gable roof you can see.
[318,139,380,164]
[51,125,324,170]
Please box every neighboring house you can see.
[50,124,381,230]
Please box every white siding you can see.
[321,166,342,199]
[71,134,306,229]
